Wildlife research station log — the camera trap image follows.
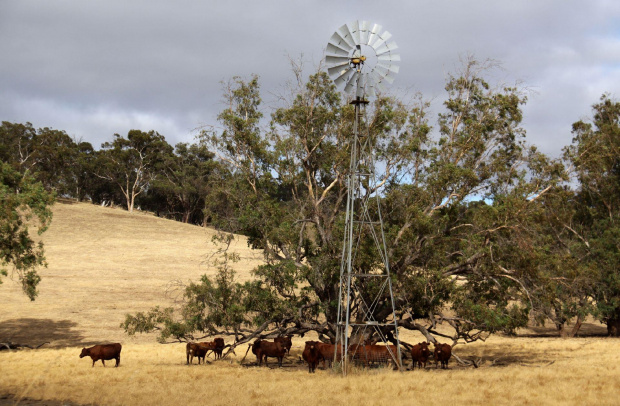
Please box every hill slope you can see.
[0,201,263,346]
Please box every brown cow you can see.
[186,342,216,365]
[274,335,293,354]
[251,339,262,363]
[212,337,225,359]
[315,343,345,369]
[79,343,122,367]
[410,342,430,370]
[302,341,321,373]
[350,344,401,368]
[253,339,286,367]
[434,343,452,369]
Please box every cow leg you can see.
[92,359,96,367]
[101,359,105,367]
[116,356,120,367]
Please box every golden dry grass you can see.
[0,201,263,346]
[1,337,620,406]
[1,201,619,405]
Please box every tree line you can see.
[2,59,619,346]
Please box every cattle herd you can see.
[79,337,452,373]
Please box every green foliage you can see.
[169,59,564,345]
[0,160,54,300]
[562,95,620,331]
[98,130,173,212]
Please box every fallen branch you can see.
[240,343,253,364]
[0,341,49,351]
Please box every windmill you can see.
[325,20,402,375]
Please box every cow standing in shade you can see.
[79,343,122,367]
[350,344,400,368]
[186,341,216,365]
[252,339,287,367]
[302,341,321,373]
[212,337,225,359]
[434,343,452,369]
[315,343,344,369]
[410,342,430,370]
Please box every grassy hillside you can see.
[2,201,619,406]
[0,201,263,346]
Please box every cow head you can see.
[214,337,225,348]
[304,341,317,350]
[420,342,430,357]
[79,348,89,358]
[251,339,262,354]
[276,335,293,354]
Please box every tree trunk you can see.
[567,315,583,337]
[557,323,567,338]
[607,318,620,337]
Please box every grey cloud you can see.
[1,0,618,154]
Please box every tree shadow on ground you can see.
[0,318,97,348]
[517,322,608,338]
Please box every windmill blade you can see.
[327,42,350,57]
[343,70,360,94]
[376,62,400,74]
[349,20,361,46]
[368,70,383,86]
[367,23,383,47]
[366,82,376,99]
[334,67,354,87]
[382,73,395,85]
[326,63,350,80]
[375,41,399,56]
[325,54,350,68]
[375,79,387,94]
[328,63,351,78]
[374,64,397,83]
[378,53,401,62]
[337,24,357,49]
[329,32,355,52]
[359,20,371,45]
[369,30,392,49]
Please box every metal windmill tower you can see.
[325,20,402,375]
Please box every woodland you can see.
[2,59,619,351]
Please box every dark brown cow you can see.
[79,343,122,367]
[251,339,262,363]
[410,342,430,370]
[350,344,401,368]
[302,341,321,373]
[434,343,452,369]
[274,335,293,354]
[253,339,286,367]
[186,342,216,365]
[212,337,225,359]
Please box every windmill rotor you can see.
[325,20,399,99]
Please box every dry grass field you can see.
[1,201,619,405]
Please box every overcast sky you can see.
[1,1,619,158]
